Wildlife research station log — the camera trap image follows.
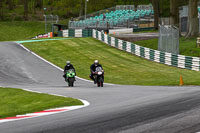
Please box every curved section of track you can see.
[0,42,200,133]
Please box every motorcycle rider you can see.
[90,60,104,84]
[63,61,76,80]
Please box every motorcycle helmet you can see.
[94,60,99,66]
[66,61,71,66]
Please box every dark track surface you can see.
[0,42,200,133]
[114,32,158,42]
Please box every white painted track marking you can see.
[0,88,90,124]
[18,43,115,86]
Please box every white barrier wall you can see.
[109,28,133,34]
[63,30,69,37]
[75,29,83,37]
[92,29,200,71]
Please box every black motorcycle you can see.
[93,67,104,87]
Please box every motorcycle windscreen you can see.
[95,67,102,72]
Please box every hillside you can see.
[0,0,172,21]
[23,38,200,86]
[0,21,44,41]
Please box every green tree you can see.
[23,0,28,20]
[0,0,4,20]
[186,0,199,37]
[7,0,14,10]
[170,0,179,26]
[150,0,160,29]
[35,0,43,9]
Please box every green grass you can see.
[0,87,83,118]
[0,21,44,41]
[134,38,158,50]
[23,38,200,86]
[109,30,158,36]
[134,38,200,57]
[132,30,158,34]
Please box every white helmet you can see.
[94,60,99,66]
[66,61,70,65]
[94,60,99,63]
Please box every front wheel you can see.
[97,82,100,87]
[97,76,104,87]
[68,78,74,87]
[70,82,74,87]
[100,81,103,87]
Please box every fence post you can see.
[43,15,47,33]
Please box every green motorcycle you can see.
[65,69,76,87]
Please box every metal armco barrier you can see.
[58,29,200,71]
[62,29,93,37]
[92,29,200,71]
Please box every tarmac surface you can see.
[0,42,200,133]
[114,32,158,42]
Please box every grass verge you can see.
[0,21,44,41]
[0,87,83,118]
[133,30,158,34]
[134,37,200,57]
[23,38,200,86]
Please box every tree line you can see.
[0,0,198,37]
[0,0,151,21]
[151,0,198,37]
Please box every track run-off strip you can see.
[0,88,90,124]
[16,38,72,44]
[0,40,117,123]
[0,40,92,123]
[17,42,115,85]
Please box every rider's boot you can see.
[94,79,97,84]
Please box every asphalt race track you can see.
[1,42,200,133]
[114,32,158,42]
